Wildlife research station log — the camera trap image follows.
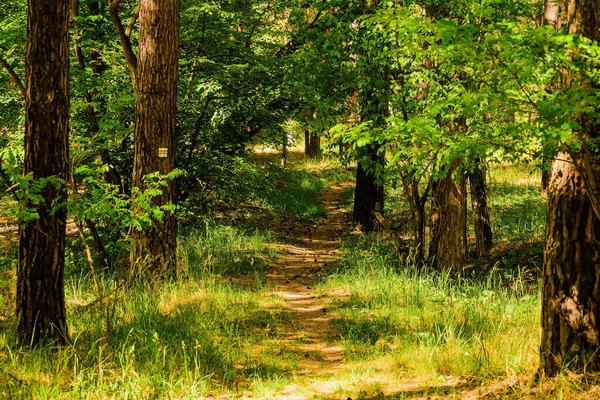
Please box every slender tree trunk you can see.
[469,160,493,257]
[281,132,287,167]
[305,131,321,158]
[403,175,427,265]
[428,163,467,273]
[130,0,180,278]
[353,144,384,232]
[17,0,71,346]
[540,0,600,376]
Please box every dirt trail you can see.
[266,182,352,374]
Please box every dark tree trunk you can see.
[540,0,600,376]
[130,0,180,278]
[469,161,493,257]
[281,132,287,167]
[541,167,550,196]
[541,156,600,375]
[17,0,71,346]
[353,144,384,232]
[304,130,321,158]
[402,174,427,265]
[428,163,467,273]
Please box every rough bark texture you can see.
[540,0,600,376]
[541,156,600,375]
[429,164,467,273]
[469,161,493,257]
[353,144,384,232]
[17,0,71,346]
[130,0,180,278]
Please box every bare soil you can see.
[266,182,352,375]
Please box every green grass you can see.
[0,226,294,398]
[488,163,546,243]
[319,236,539,381]
[0,157,577,399]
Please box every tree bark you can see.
[17,0,71,346]
[129,0,180,278]
[469,160,493,257]
[540,155,600,375]
[402,174,428,265]
[540,0,600,376]
[353,144,384,232]
[304,130,321,158]
[428,162,467,273]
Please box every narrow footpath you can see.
[266,182,352,375]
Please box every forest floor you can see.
[246,175,494,399]
[3,150,600,399]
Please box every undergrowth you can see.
[319,236,540,381]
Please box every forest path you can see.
[266,181,353,377]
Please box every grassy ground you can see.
[0,151,594,399]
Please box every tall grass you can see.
[0,224,293,398]
[319,236,540,381]
[488,163,546,243]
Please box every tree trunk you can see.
[429,164,467,273]
[305,130,321,158]
[353,144,384,232]
[402,174,427,265]
[281,132,287,167]
[540,0,600,376]
[130,0,180,278]
[541,167,550,196]
[469,161,493,257]
[540,155,600,375]
[17,0,71,346]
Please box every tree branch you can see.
[275,9,322,58]
[0,53,25,98]
[109,0,138,78]
[126,4,140,38]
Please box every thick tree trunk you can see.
[540,0,600,376]
[353,144,384,232]
[130,0,180,278]
[540,156,600,375]
[469,161,493,257]
[429,164,467,273]
[17,0,71,346]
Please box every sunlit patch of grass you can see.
[319,236,540,385]
[178,221,275,278]
[0,222,299,398]
[488,163,546,243]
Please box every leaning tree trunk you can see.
[469,160,493,257]
[353,144,384,232]
[540,0,600,376]
[429,165,467,273]
[17,0,71,346]
[130,0,180,278]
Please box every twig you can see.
[0,53,25,97]
[125,4,140,38]
[72,280,126,315]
